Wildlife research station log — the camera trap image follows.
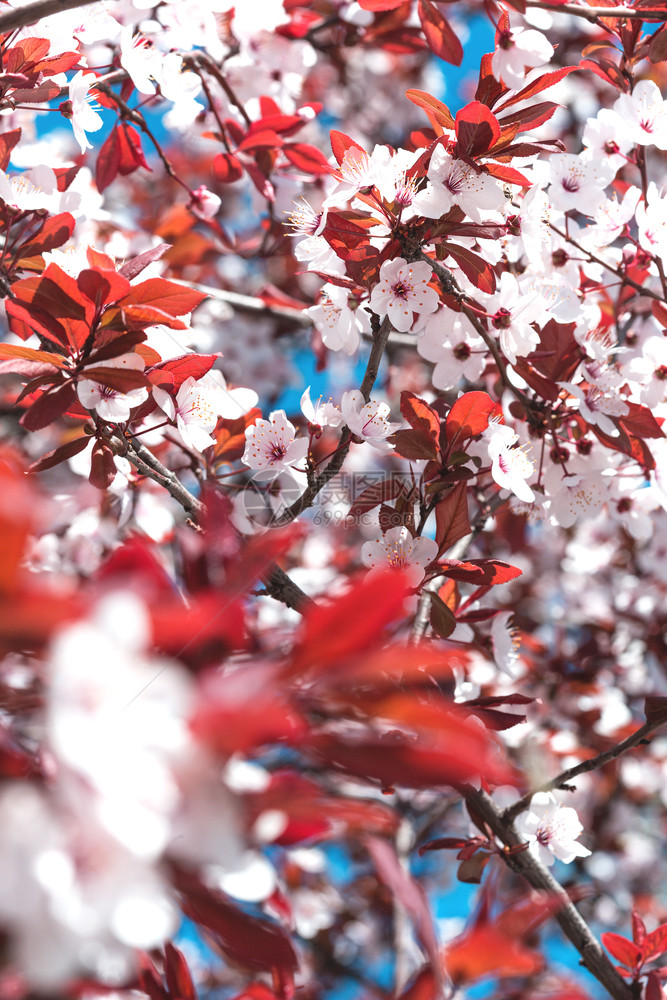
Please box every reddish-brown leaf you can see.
[400,390,441,439]
[455,102,501,158]
[0,128,21,171]
[95,126,121,192]
[418,0,463,66]
[348,475,404,519]
[0,343,65,369]
[440,558,522,585]
[642,924,667,964]
[442,243,495,293]
[20,381,76,432]
[434,481,471,553]
[496,66,578,110]
[445,925,542,983]
[175,873,299,992]
[389,428,439,461]
[147,353,219,392]
[17,212,75,260]
[89,439,117,490]
[118,243,171,281]
[116,122,151,175]
[28,436,90,474]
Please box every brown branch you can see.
[120,437,312,613]
[465,788,634,1000]
[503,718,664,821]
[523,1,667,20]
[0,0,119,33]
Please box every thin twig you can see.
[503,718,664,821]
[523,1,667,21]
[0,0,119,33]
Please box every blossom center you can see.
[391,280,412,300]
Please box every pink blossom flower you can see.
[369,257,439,333]
[515,792,591,867]
[417,308,486,389]
[614,80,667,150]
[77,354,149,422]
[340,390,400,452]
[155,372,257,454]
[412,145,505,223]
[492,24,553,89]
[485,425,535,503]
[188,185,221,220]
[242,409,309,476]
[66,72,103,153]
[300,386,343,429]
[361,526,438,586]
[307,284,371,354]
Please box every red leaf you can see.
[77,267,131,309]
[435,481,471,553]
[138,952,168,1000]
[164,942,198,1000]
[212,151,244,183]
[283,142,331,175]
[330,129,366,166]
[405,89,456,132]
[80,366,149,392]
[651,299,667,329]
[175,873,298,994]
[445,391,501,449]
[28,436,90,474]
[0,128,21,171]
[443,243,496,293]
[496,66,578,110]
[643,924,667,964]
[400,390,440,439]
[120,278,207,316]
[483,162,531,187]
[633,910,647,947]
[16,212,76,262]
[89,439,117,490]
[116,122,151,175]
[601,933,642,969]
[620,402,664,439]
[455,102,501,158]
[646,971,664,1000]
[321,212,370,260]
[358,0,405,8]
[147,353,219,392]
[121,303,188,331]
[440,558,522,585]
[287,570,413,677]
[348,475,404,519]
[95,126,121,193]
[445,925,542,983]
[418,0,463,66]
[20,381,76,432]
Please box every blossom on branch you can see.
[242,410,308,476]
[340,390,399,451]
[361,526,438,586]
[515,792,591,867]
[369,257,439,333]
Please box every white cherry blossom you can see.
[418,308,486,389]
[614,79,667,150]
[340,390,400,452]
[369,257,439,333]
[491,24,553,89]
[300,386,343,429]
[307,284,371,354]
[67,72,103,153]
[77,354,149,423]
[484,423,535,503]
[361,526,438,586]
[242,409,309,476]
[413,145,506,223]
[515,792,591,867]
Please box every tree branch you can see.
[503,718,664,821]
[464,787,634,1000]
[523,1,667,21]
[0,0,117,33]
[119,436,312,613]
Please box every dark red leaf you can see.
[348,476,404,519]
[633,910,647,947]
[116,122,151,175]
[89,439,117,490]
[147,353,219,392]
[429,591,457,638]
[434,481,471,553]
[20,381,76,432]
[95,126,121,193]
[16,212,75,261]
[418,0,463,65]
[0,128,21,171]
[646,971,663,1000]
[389,428,439,461]
[164,942,198,1000]
[440,559,522,585]
[643,924,667,964]
[400,390,441,439]
[442,243,496,293]
[496,66,578,110]
[28,436,90,473]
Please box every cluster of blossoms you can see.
[1,0,667,999]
